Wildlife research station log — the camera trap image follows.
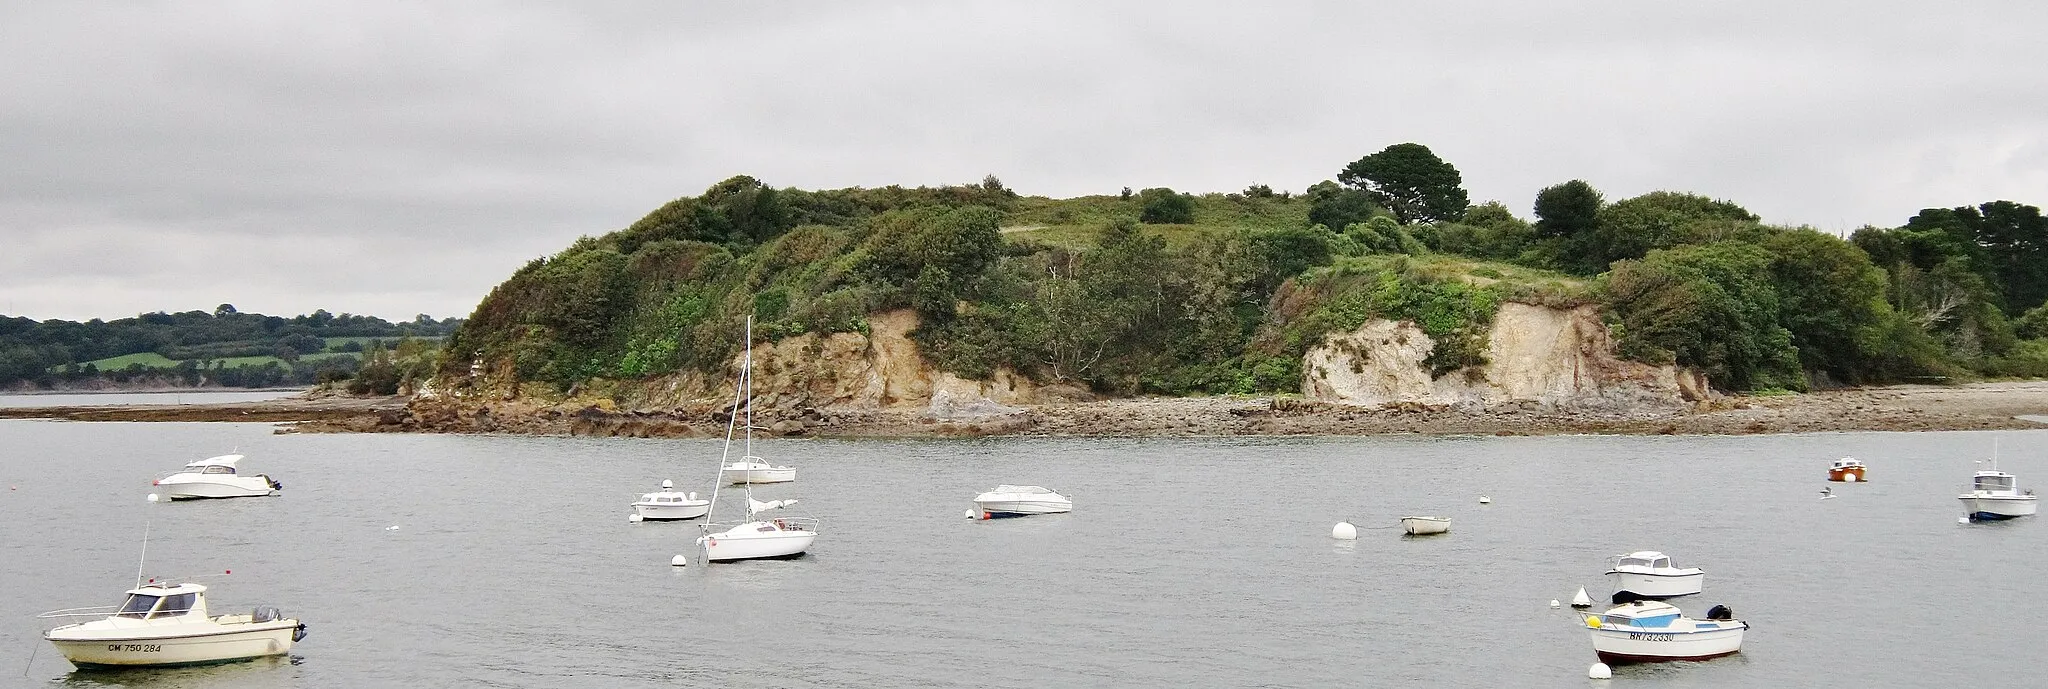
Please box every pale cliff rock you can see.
[1303,303,1711,410]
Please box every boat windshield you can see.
[1619,557,1652,568]
[1651,557,1670,568]
[115,594,160,619]
[1976,475,2014,492]
[151,593,196,618]
[202,465,236,475]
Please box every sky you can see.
[4,1,2044,322]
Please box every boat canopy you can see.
[182,454,243,469]
[114,583,206,619]
[1973,472,2016,492]
[991,485,1058,494]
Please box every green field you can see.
[1003,194,1311,249]
[75,352,181,369]
[321,335,443,352]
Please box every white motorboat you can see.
[1582,600,1745,664]
[1960,469,2037,522]
[720,458,795,485]
[1399,516,1450,535]
[39,581,305,669]
[1605,551,1704,600]
[154,454,280,500]
[688,315,818,563]
[631,480,710,521]
[971,485,1072,519]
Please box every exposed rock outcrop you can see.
[1303,303,1711,411]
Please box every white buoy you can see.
[629,514,644,523]
[1571,587,1593,608]
[1550,599,1561,609]
[670,555,688,567]
[1959,516,1970,524]
[1588,662,1611,679]
[385,525,400,531]
[1844,474,1858,483]
[964,509,976,520]
[1331,521,1358,540]
[1478,496,1491,504]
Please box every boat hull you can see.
[1828,467,1866,482]
[699,524,816,561]
[1606,571,1704,599]
[632,502,710,520]
[48,622,298,668]
[721,468,795,485]
[1960,495,2038,521]
[973,499,1071,519]
[1400,517,1450,535]
[1589,625,1744,664]
[157,477,276,500]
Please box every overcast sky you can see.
[4,1,2044,322]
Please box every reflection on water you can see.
[1,422,2043,687]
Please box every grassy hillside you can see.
[442,169,2048,399]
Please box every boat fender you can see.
[1706,604,1733,621]
[293,623,308,642]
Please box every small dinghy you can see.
[1582,600,1745,664]
[630,480,709,521]
[1399,516,1450,535]
[971,485,1072,519]
[1606,551,1704,601]
[153,454,280,500]
[39,581,305,669]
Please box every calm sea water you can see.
[1,421,2042,687]
[0,391,300,409]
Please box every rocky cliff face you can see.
[1302,303,1711,410]
[411,310,1087,435]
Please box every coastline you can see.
[5,382,2048,437]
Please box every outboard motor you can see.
[268,477,284,491]
[1706,604,1733,621]
[293,622,308,642]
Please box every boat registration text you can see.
[106,644,162,652]
[1625,633,1675,642]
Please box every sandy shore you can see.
[6,382,2048,438]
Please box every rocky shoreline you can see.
[6,382,2048,438]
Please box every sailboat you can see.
[690,316,818,563]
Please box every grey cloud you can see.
[3,1,2044,321]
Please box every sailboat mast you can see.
[743,315,755,513]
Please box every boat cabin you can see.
[640,493,698,503]
[1831,457,1864,470]
[1972,471,2017,493]
[179,455,243,475]
[112,583,209,620]
[1598,601,1682,629]
[1616,552,1673,570]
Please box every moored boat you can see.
[1582,600,1745,664]
[1399,516,1450,535]
[972,485,1072,519]
[154,455,280,500]
[39,581,305,669]
[1959,469,2037,522]
[719,459,795,485]
[630,479,710,521]
[1605,551,1704,600]
[1828,457,1867,482]
[688,315,819,563]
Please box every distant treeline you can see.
[444,145,2048,395]
[0,305,462,390]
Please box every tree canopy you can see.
[1337,143,1469,224]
